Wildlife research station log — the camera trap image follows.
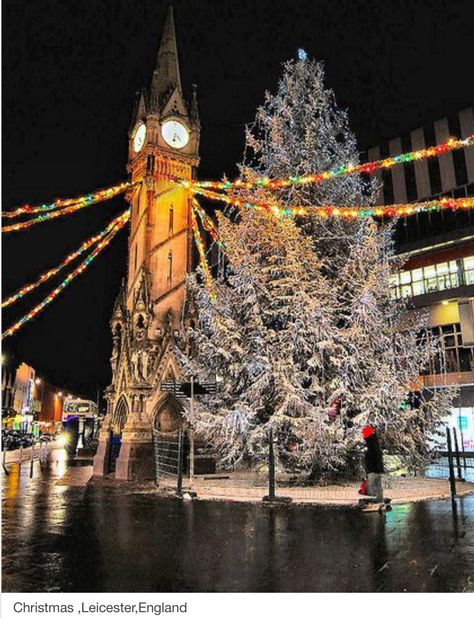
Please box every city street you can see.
[2,450,473,593]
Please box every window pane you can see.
[465,268,474,285]
[411,268,423,282]
[459,348,472,372]
[444,335,456,347]
[399,271,411,284]
[436,262,449,275]
[463,256,474,270]
[442,324,455,334]
[412,281,424,296]
[425,277,438,292]
[445,349,458,372]
[424,265,437,278]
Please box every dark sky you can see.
[3,0,474,399]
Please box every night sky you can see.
[3,0,474,400]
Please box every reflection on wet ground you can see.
[2,451,474,592]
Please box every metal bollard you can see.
[19,444,23,464]
[262,428,292,503]
[2,448,9,476]
[452,428,463,481]
[29,444,35,478]
[446,427,456,502]
[176,429,183,497]
[267,428,276,501]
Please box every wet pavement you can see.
[2,450,474,592]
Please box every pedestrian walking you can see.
[362,425,384,502]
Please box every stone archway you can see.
[111,396,129,434]
[152,395,185,433]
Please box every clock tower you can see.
[93,6,200,481]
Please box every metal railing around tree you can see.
[152,428,184,497]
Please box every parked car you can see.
[2,429,20,450]
[19,432,35,448]
[1,429,36,450]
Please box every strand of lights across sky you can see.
[2,181,132,220]
[2,210,130,339]
[2,182,133,233]
[2,210,130,309]
[179,135,474,192]
[187,185,474,219]
[191,202,217,302]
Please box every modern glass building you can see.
[366,106,474,451]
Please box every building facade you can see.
[93,7,200,480]
[38,382,65,428]
[1,360,68,433]
[366,108,474,451]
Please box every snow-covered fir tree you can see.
[242,54,376,272]
[184,53,455,475]
[181,209,344,470]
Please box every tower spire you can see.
[150,5,182,111]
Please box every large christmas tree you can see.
[182,209,343,470]
[184,54,454,475]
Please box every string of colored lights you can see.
[180,134,474,192]
[2,210,130,339]
[192,199,223,248]
[2,210,130,309]
[2,183,133,233]
[187,185,474,219]
[191,201,217,302]
[2,181,132,220]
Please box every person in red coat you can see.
[362,425,384,502]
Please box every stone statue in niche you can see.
[133,349,149,382]
[135,314,146,341]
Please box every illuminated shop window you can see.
[390,258,464,298]
[463,256,474,285]
[432,407,474,451]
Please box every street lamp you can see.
[35,378,41,385]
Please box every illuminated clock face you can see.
[133,123,147,153]
[161,120,189,149]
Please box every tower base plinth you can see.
[93,428,111,477]
[114,421,155,481]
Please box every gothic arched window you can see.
[146,154,155,174]
[167,250,173,286]
[169,204,174,235]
